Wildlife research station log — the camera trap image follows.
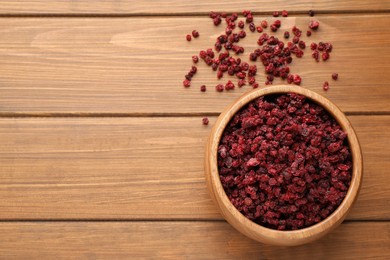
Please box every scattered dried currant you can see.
[200,85,207,92]
[284,31,290,39]
[186,34,192,41]
[192,30,200,38]
[183,79,191,88]
[332,73,339,80]
[322,52,330,61]
[261,20,268,28]
[282,10,288,17]
[216,84,224,92]
[309,20,320,30]
[202,117,209,125]
[308,10,315,16]
[323,81,329,90]
[273,11,279,17]
[306,30,312,37]
[192,55,199,63]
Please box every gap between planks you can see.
[0,219,388,223]
[0,10,390,18]
[0,112,388,118]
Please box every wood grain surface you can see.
[0,1,389,14]
[0,16,389,114]
[0,221,388,259]
[0,1,389,257]
[0,116,388,220]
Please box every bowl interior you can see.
[206,85,363,246]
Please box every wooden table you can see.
[0,1,389,259]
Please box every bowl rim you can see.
[206,85,363,245]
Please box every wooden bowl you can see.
[204,85,363,246]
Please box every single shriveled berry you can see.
[190,66,197,74]
[202,117,209,125]
[261,20,268,28]
[310,42,317,50]
[200,85,206,92]
[257,26,263,33]
[192,30,199,38]
[249,22,256,32]
[183,79,191,88]
[293,74,302,85]
[215,84,224,92]
[192,55,199,63]
[282,10,288,17]
[273,11,279,17]
[186,35,191,41]
[270,24,278,32]
[292,36,299,44]
[306,30,312,37]
[309,20,320,30]
[252,83,259,88]
[238,79,246,87]
[213,17,222,26]
[298,40,306,49]
[238,20,245,29]
[225,80,235,90]
[308,10,315,16]
[332,73,339,80]
[312,50,320,62]
[322,52,330,61]
[284,31,290,39]
[238,30,247,38]
[323,81,329,91]
[246,14,254,23]
[273,20,281,28]
[225,28,232,35]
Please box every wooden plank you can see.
[0,16,389,114]
[0,116,388,220]
[0,221,388,259]
[0,1,389,14]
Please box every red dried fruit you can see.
[249,22,256,32]
[270,24,278,32]
[312,50,320,62]
[273,11,279,17]
[322,52,330,61]
[309,10,315,16]
[186,34,192,41]
[261,20,268,28]
[297,41,305,50]
[306,30,312,37]
[218,94,352,230]
[282,10,288,17]
[238,20,245,29]
[192,30,200,38]
[292,74,302,85]
[310,42,318,50]
[225,80,235,91]
[200,85,206,92]
[309,20,320,30]
[284,31,290,39]
[183,79,191,88]
[192,55,199,63]
[256,26,263,33]
[332,73,339,80]
[215,84,224,92]
[323,81,329,91]
[238,79,246,87]
[202,117,209,125]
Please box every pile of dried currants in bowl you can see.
[217,93,352,230]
